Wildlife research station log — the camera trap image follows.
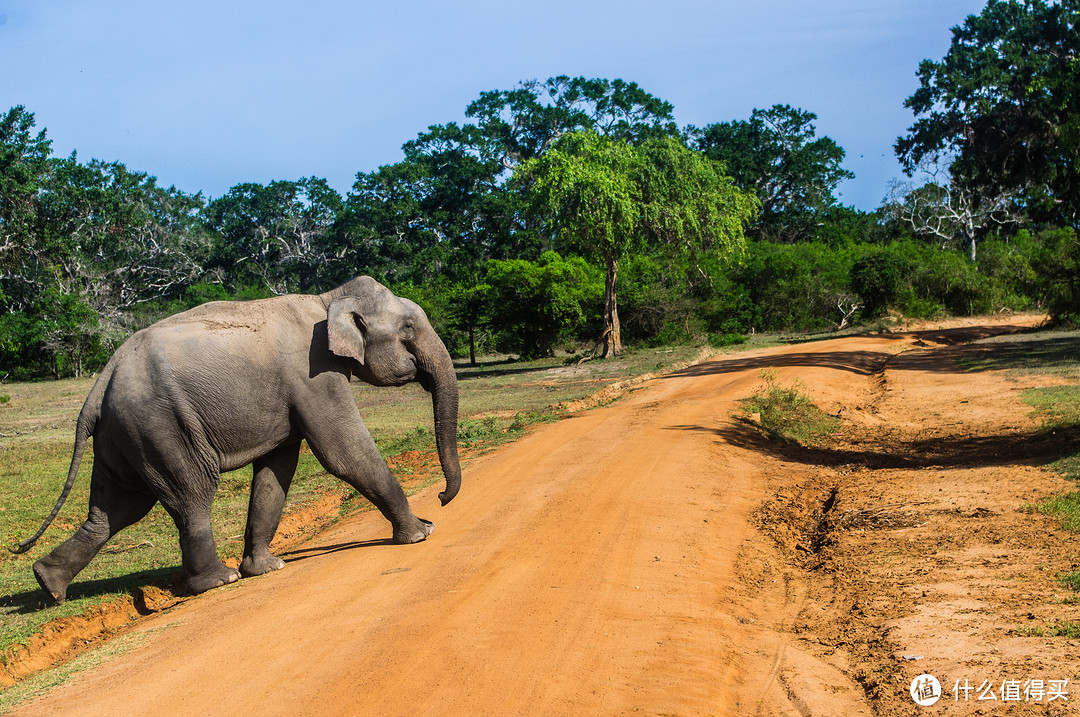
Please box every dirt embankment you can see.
[5,316,1078,716]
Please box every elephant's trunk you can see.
[415,334,462,506]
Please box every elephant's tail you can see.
[9,366,109,554]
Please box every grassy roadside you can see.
[0,342,745,673]
[738,369,840,446]
[959,330,1080,619]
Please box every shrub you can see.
[850,248,910,317]
[1034,228,1080,326]
[741,369,839,445]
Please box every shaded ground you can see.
[4,316,1079,715]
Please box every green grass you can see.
[1056,570,1080,593]
[739,369,839,446]
[1016,620,1080,638]
[958,330,1080,380]
[0,342,722,668]
[968,330,1080,623]
[1024,385,1080,432]
[1024,491,1080,532]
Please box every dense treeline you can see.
[1,0,1078,380]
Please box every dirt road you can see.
[9,319,1077,716]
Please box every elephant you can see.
[10,276,462,604]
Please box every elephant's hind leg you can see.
[164,505,241,595]
[240,442,299,577]
[154,469,240,595]
[32,470,157,604]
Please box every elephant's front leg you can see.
[303,411,434,545]
[240,442,300,577]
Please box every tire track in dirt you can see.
[4,320,1046,716]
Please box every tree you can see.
[0,106,52,305]
[693,105,853,242]
[483,251,602,358]
[31,156,210,313]
[335,124,514,286]
[465,76,679,170]
[204,177,342,294]
[1032,228,1080,325]
[885,159,1024,262]
[896,0,1080,227]
[517,132,757,357]
[335,77,680,289]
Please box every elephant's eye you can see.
[401,320,416,341]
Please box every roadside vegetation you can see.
[739,369,840,446]
[959,330,1080,628]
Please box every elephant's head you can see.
[325,277,461,505]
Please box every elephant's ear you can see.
[327,297,366,365]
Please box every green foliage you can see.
[0,106,52,274]
[694,105,853,242]
[1,58,1077,381]
[850,249,910,318]
[1032,228,1080,325]
[483,251,603,358]
[741,369,839,445]
[517,131,756,355]
[203,177,343,294]
[463,76,679,167]
[896,0,1080,227]
[739,240,858,331]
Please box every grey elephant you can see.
[11,277,461,604]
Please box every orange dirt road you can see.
[6,327,1030,716]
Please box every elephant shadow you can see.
[0,566,181,615]
[2,539,398,614]
[277,538,394,563]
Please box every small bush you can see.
[740,369,839,445]
[709,333,747,348]
[457,416,501,443]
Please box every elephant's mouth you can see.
[416,369,433,393]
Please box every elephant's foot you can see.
[239,551,287,578]
[392,517,434,545]
[184,564,241,595]
[33,560,72,605]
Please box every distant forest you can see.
[1,0,1078,379]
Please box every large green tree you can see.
[896,0,1080,227]
[518,132,758,357]
[465,76,679,169]
[335,76,681,294]
[693,105,852,242]
[203,177,342,294]
[0,106,52,304]
[483,251,602,358]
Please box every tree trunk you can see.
[602,255,621,358]
[468,324,476,367]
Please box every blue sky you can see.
[1,0,987,211]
